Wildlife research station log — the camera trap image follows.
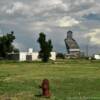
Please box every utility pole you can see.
[86,36,90,57]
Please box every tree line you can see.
[0,31,53,62]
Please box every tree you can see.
[0,31,19,58]
[37,32,53,62]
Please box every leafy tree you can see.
[37,32,53,62]
[0,31,19,58]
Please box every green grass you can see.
[0,60,100,100]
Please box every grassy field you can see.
[0,60,100,100]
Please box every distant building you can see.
[64,31,80,58]
[7,48,56,61]
[94,54,100,60]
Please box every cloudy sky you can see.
[0,0,100,55]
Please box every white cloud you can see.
[0,29,2,34]
[13,42,26,51]
[32,0,67,14]
[58,16,80,27]
[29,21,52,32]
[41,0,62,5]
[3,2,30,14]
[0,20,17,25]
[0,0,100,53]
[74,0,95,5]
[86,29,100,45]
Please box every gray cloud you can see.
[0,0,100,55]
[83,13,100,20]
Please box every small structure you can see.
[41,79,51,97]
[64,31,80,58]
[7,48,56,61]
[94,54,100,60]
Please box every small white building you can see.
[7,48,56,61]
[94,54,100,60]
